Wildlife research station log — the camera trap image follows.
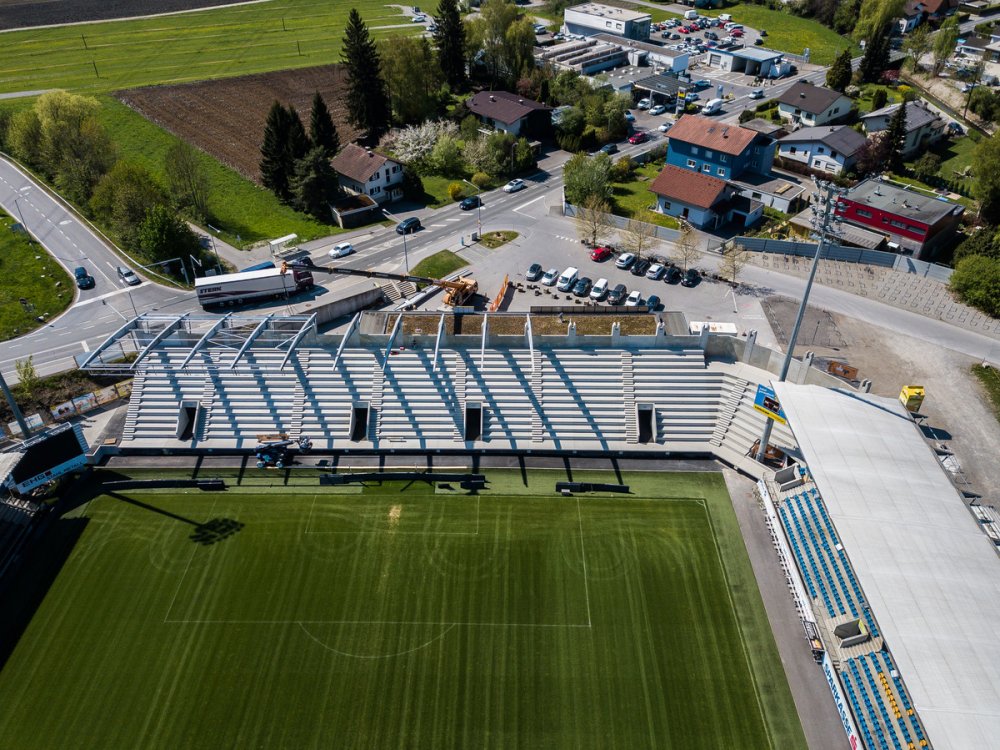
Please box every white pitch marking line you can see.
[165,618,592,628]
[576,497,593,628]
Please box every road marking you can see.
[74,285,149,306]
[512,194,546,215]
[429,223,446,228]
[445,217,461,222]
[81,340,90,352]
[59,219,71,225]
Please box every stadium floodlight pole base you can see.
[755,180,843,464]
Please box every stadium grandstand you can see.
[75,310,1000,750]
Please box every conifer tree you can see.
[341,8,391,141]
[260,100,292,199]
[286,106,311,164]
[884,101,908,174]
[826,49,852,93]
[309,92,340,156]
[433,0,466,91]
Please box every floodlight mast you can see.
[755,178,847,463]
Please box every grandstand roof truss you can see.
[79,313,319,375]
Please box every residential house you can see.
[833,178,965,259]
[648,164,763,230]
[898,0,924,33]
[776,126,868,175]
[563,3,651,40]
[466,91,553,138]
[330,144,404,205]
[665,114,805,213]
[776,82,852,127]
[861,100,945,159]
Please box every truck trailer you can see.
[195,267,314,307]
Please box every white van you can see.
[557,266,579,292]
[683,9,698,19]
[724,22,738,31]
[701,98,724,115]
[719,13,732,22]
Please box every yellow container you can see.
[899,385,925,412]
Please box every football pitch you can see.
[0,470,805,749]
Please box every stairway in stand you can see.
[710,377,748,448]
[622,351,637,444]
[530,349,544,442]
[370,359,384,442]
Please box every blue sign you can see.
[753,384,787,424]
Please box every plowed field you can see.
[116,64,362,184]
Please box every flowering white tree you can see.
[381,120,458,165]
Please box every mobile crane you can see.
[286,261,478,307]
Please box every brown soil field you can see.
[116,64,363,184]
[0,0,240,30]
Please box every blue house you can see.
[665,114,775,180]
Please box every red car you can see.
[628,132,647,144]
[731,28,744,37]
[590,246,613,262]
[677,26,689,33]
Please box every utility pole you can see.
[755,179,847,463]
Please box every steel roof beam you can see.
[279,314,317,371]
[332,313,361,370]
[131,315,190,370]
[179,313,232,370]
[228,314,273,370]
[432,313,446,373]
[77,316,145,371]
[382,313,403,373]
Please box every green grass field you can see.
[0,0,420,96]
[0,470,804,749]
[612,162,680,230]
[703,4,859,66]
[0,209,73,341]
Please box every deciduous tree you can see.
[309,92,339,157]
[912,152,941,183]
[165,141,209,219]
[902,25,931,72]
[466,0,521,88]
[621,211,660,260]
[381,36,443,125]
[826,49,853,92]
[950,254,1000,317]
[433,0,466,90]
[90,161,167,249]
[933,17,960,74]
[341,8,391,141]
[853,0,904,43]
[575,194,613,247]
[974,131,1000,224]
[674,221,699,272]
[720,242,752,285]
[563,151,612,205]
[138,203,202,263]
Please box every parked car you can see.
[541,267,559,286]
[646,263,665,280]
[117,265,141,286]
[460,195,481,210]
[328,242,354,258]
[649,104,667,116]
[947,121,965,135]
[428,23,437,32]
[412,14,425,22]
[624,290,643,307]
[637,97,651,110]
[599,143,618,155]
[645,294,661,311]
[658,121,673,133]
[396,217,421,234]
[526,263,543,282]
[590,278,609,301]
[624,111,636,122]
[677,26,689,33]
[615,252,636,269]
[590,246,613,262]
[628,131,648,144]
[572,277,593,297]
[557,266,579,292]
[74,266,94,290]
[503,178,526,193]
[607,283,628,305]
[730,28,743,37]
[704,31,718,40]
[630,258,651,277]
[665,266,683,284]
[681,268,701,287]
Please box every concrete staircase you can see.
[710,377,749,448]
[622,351,637,444]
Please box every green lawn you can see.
[0,1,420,96]
[0,469,804,750]
[902,131,981,196]
[612,162,680,229]
[855,84,909,114]
[93,96,337,246]
[0,210,72,341]
[703,4,859,66]
[410,249,468,280]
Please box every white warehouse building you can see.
[563,2,651,41]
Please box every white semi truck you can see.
[195,266,314,307]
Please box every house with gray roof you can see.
[777,125,868,175]
[776,82,852,127]
[861,100,945,159]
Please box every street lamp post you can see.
[12,196,27,230]
[382,208,410,274]
[462,179,483,239]
[754,179,847,463]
